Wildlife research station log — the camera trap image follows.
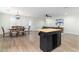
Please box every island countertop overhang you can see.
[38,28,61,33]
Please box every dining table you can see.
[9,28,19,36]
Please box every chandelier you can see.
[16,10,20,19]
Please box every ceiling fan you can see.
[45,14,52,17]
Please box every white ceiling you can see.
[0,7,79,17]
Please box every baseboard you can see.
[64,32,79,36]
[30,30,39,32]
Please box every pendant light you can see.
[16,10,20,20]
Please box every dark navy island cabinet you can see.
[39,31,61,52]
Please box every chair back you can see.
[1,26,5,34]
[12,26,17,29]
[12,26,25,31]
[28,26,30,31]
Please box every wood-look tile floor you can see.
[0,32,79,52]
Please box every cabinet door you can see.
[47,35,53,51]
[57,32,61,46]
[40,34,48,52]
[40,34,53,52]
[52,34,57,49]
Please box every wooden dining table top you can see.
[9,28,17,30]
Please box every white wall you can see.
[1,12,79,35]
[0,13,11,34]
[50,15,79,35]
[64,15,79,35]
[0,13,62,34]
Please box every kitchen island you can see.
[38,28,61,52]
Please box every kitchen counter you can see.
[38,28,61,52]
[38,28,61,32]
[42,26,64,32]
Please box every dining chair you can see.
[1,26,5,37]
[28,26,30,34]
[18,26,26,35]
[9,29,19,37]
[1,26,9,37]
